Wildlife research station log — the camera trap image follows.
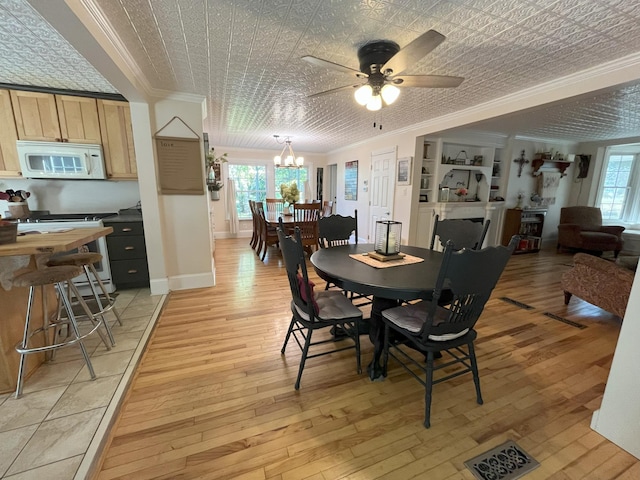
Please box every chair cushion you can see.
[579,231,620,248]
[293,290,363,322]
[382,301,469,341]
[297,274,319,314]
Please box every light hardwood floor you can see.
[94,238,640,479]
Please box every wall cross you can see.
[514,150,529,177]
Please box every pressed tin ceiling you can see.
[2,0,640,153]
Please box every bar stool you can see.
[47,252,122,346]
[13,265,99,398]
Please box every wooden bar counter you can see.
[0,227,113,393]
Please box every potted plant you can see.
[205,148,228,200]
[280,181,300,214]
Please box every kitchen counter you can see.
[0,226,113,257]
[103,208,143,223]
[0,226,113,393]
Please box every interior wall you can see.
[592,271,640,459]
[505,139,577,245]
[149,96,214,292]
[327,129,418,244]
[209,145,327,237]
[0,178,140,215]
[574,135,640,206]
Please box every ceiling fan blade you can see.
[382,30,445,75]
[308,84,360,98]
[302,55,363,76]
[393,75,464,88]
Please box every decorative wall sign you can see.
[397,156,412,185]
[154,116,203,195]
[156,136,203,195]
[345,160,358,200]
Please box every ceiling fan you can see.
[302,30,463,111]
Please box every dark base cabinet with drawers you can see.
[104,213,150,289]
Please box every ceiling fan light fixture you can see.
[366,94,382,111]
[354,84,373,105]
[381,84,400,105]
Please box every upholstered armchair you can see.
[557,206,625,257]
[561,253,635,318]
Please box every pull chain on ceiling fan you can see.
[302,30,464,111]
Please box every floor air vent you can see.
[499,297,534,310]
[464,440,540,480]
[543,312,587,329]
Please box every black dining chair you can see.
[277,219,363,390]
[430,215,490,251]
[317,210,371,307]
[381,236,518,428]
[318,210,358,249]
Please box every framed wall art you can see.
[397,156,412,185]
[344,160,358,200]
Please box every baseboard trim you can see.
[149,278,169,295]
[168,272,215,291]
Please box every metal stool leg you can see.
[58,283,96,381]
[63,281,112,351]
[81,265,116,346]
[87,263,123,326]
[15,285,37,399]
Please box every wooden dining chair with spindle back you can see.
[253,202,277,260]
[265,198,284,216]
[293,202,322,255]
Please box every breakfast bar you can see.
[0,226,113,393]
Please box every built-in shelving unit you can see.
[412,135,508,250]
[490,148,503,201]
[501,208,547,254]
[420,141,435,202]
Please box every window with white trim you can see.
[229,164,266,220]
[275,167,309,200]
[596,145,640,224]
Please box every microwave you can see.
[16,141,107,180]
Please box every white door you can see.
[369,147,397,241]
[328,164,337,212]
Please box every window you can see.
[596,146,640,224]
[229,164,266,220]
[275,167,308,200]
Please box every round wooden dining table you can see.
[310,244,444,380]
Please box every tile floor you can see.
[0,288,165,480]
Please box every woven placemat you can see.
[349,252,425,269]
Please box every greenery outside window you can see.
[596,146,640,224]
[275,167,308,201]
[229,164,266,220]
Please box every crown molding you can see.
[72,0,155,98]
[334,51,640,154]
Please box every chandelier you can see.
[273,135,303,168]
